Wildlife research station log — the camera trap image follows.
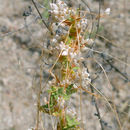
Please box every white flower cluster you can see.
[50,0,69,20]
[48,0,91,91]
[60,79,71,86]
[60,41,70,56]
[105,8,111,15]
[28,127,34,130]
[80,18,88,28]
[81,68,91,88]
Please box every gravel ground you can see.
[0,0,130,130]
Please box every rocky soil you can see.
[0,0,129,130]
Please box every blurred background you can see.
[0,0,129,130]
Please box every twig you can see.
[84,0,104,129]
[85,0,101,58]
[95,59,122,130]
[80,0,94,38]
[31,0,52,33]
[85,47,130,67]
[88,75,104,129]
[83,62,104,130]
[35,67,43,130]
[106,59,129,81]
[90,84,104,130]
[91,0,101,43]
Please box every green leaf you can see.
[53,111,59,116]
[63,115,80,130]
[42,0,50,19]
[51,86,57,91]
[66,37,72,45]
[72,66,79,71]
[47,89,52,93]
[58,87,64,96]
[63,94,71,100]
[66,84,77,95]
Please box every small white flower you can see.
[86,38,94,45]
[105,8,110,15]
[28,128,33,130]
[63,8,67,13]
[52,38,57,43]
[53,10,59,14]
[77,23,81,28]
[58,1,67,8]
[86,77,91,83]
[48,80,52,85]
[59,42,70,56]
[62,50,68,56]
[59,41,65,48]
[68,9,72,14]
[55,16,59,19]
[66,79,70,84]
[73,59,79,66]
[34,103,37,106]
[81,18,87,24]
[82,68,90,79]
[59,22,65,27]
[43,97,47,103]
[77,117,81,121]
[81,18,88,28]
[57,0,65,6]
[73,84,78,89]
[70,52,77,59]
[50,3,58,10]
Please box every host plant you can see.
[31,0,111,130]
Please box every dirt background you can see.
[0,0,130,130]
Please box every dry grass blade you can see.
[94,59,122,130]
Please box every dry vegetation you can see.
[0,0,129,130]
